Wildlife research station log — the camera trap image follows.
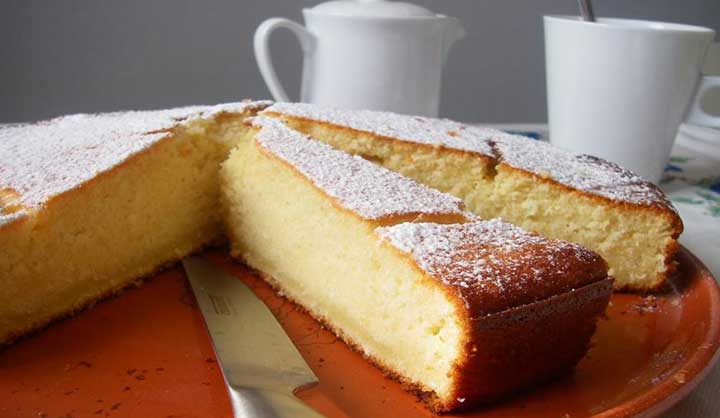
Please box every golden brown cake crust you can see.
[377,220,610,315]
[242,258,612,413]
[374,220,613,411]
[442,278,614,412]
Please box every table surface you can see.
[489,123,720,418]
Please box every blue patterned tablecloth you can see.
[661,143,720,280]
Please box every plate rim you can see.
[591,246,720,418]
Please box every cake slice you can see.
[220,117,613,412]
[262,103,683,291]
[0,100,270,344]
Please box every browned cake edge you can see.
[381,228,613,411]
[233,255,613,414]
[443,277,614,412]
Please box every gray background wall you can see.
[1,0,718,123]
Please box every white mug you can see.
[544,16,720,183]
[254,1,465,117]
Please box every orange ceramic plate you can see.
[1,246,718,418]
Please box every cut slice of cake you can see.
[0,100,270,344]
[220,116,613,412]
[263,103,683,291]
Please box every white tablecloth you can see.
[488,124,720,418]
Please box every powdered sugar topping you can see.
[252,117,466,221]
[266,102,495,156]
[492,135,671,207]
[267,102,673,209]
[377,219,604,314]
[0,101,271,226]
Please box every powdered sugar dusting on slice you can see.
[252,117,466,221]
[267,102,674,210]
[492,135,672,207]
[266,102,495,156]
[377,219,605,314]
[0,100,271,226]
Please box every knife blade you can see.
[182,256,324,418]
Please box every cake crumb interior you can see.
[221,136,464,400]
[0,115,250,342]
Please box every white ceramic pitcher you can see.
[254,0,465,117]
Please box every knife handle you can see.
[229,386,325,418]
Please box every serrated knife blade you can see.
[182,256,323,418]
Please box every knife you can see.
[182,256,324,418]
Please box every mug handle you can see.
[686,75,720,128]
[254,18,315,102]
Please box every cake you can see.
[262,103,683,291]
[0,100,270,344]
[220,116,613,412]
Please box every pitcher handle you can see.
[254,18,315,102]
